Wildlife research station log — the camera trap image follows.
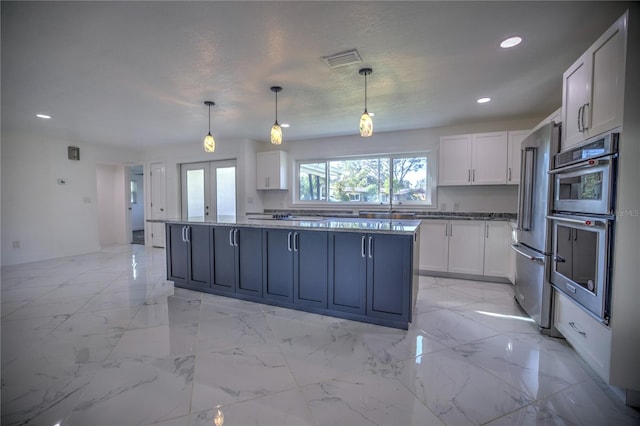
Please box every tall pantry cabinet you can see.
[559,8,640,406]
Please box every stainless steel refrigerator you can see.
[511,122,560,329]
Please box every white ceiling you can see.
[1,1,632,149]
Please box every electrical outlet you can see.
[12,240,20,249]
[454,203,460,211]
[57,178,66,185]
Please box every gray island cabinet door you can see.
[167,224,211,290]
[366,234,411,322]
[167,224,188,284]
[186,225,212,289]
[294,231,328,308]
[328,232,367,315]
[212,226,236,294]
[237,227,263,296]
[263,228,294,303]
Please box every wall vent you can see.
[322,49,362,68]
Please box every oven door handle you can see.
[511,244,545,264]
[546,215,607,228]
[548,156,613,175]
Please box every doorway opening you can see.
[130,164,145,245]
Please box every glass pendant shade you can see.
[271,122,282,145]
[204,132,215,152]
[203,101,216,152]
[270,86,283,145]
[358,68,373,137]
[360,111,373,137]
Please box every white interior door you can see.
[150,162,167,247]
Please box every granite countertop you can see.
[149,216,422,235]
[263,209,517,222]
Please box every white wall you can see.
[96,164,128,246]
[1,130,140,266]
[258,117,539,213]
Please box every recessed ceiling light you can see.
[281,123,290,128]
[500,36,522,49]
[36,114,52,119]
[477,97,491,104]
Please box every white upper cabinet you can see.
[439,131,508,186]
[506,130,530,185]
[256,151,288,190]
[438,134,473,185]
[471,132,508,184]
[562,13,627,150]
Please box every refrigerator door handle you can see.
[511,244,545,263]
[518,147,536,231]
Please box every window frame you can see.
[295,151,436,208]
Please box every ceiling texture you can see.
[1,1,633,149]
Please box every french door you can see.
[181,160,237,222]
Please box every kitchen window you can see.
[297,153,435,206]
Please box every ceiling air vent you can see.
[322,49,362,69]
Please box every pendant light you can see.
[270,86,283,145]
[203,101,215,152]
[359,68,373,137]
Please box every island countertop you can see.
[149,215,421,235]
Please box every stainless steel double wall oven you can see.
[548,132,618,323]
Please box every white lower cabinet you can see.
[554,290,612,382]
[448,221,485,275]
[483,221,512,278]
[420,219,512,278]
[418,220,449,272]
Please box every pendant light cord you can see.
[364,73,368,112]
[208,103,211,132]
[275,90,278,123]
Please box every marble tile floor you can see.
[2,244,639,426]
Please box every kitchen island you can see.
[159,216,420,329]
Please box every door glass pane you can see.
[216,166,236,222]
[392,157,427,203]
[186,169,205,221]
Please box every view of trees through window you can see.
[298,155,431,205]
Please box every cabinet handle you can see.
[486,223,489,238]
[468,169,471,182]
[368,236,373,258]
[449,223,453,237]
[582,103,589,130]
[287,232,292,252]
[508,168,512,181]
[185,226,190,243]
[361,236,366,258]
[181,226,186,242]
[569,321,587,336]
[472,169,475,182]
[577,105,583,132]
[234,229,239,247]
[293,232,298,252]
[229,229,234,246]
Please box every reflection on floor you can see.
[2,245,639,426]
